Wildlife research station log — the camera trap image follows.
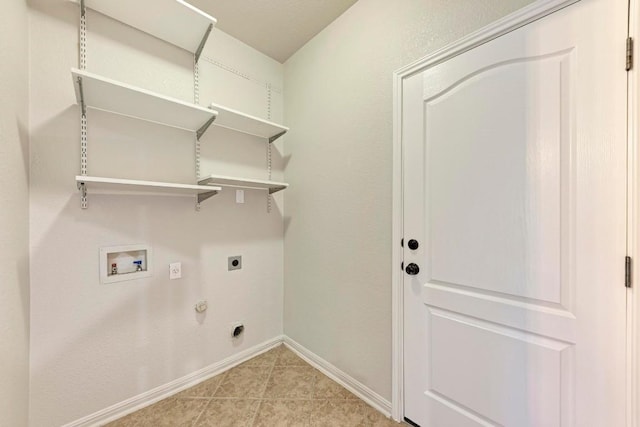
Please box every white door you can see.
[402,0,629,426]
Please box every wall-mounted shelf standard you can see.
[76,176,222,203]
[208,102,289,142]
[199,174,288,194]
[72,68,218,137]
[80,0,217,60]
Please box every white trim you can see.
[282,336,392,418]
[63,336,284,427]
[395,0,580,79]
[63,335,393,427]
[391,0,582,421]
[391,65,405,423]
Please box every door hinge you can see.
[627,37,633,71]
[625,256,632,288]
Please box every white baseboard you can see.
[64,335,391,426]
[63,335,284,427]
[282,336,392,418]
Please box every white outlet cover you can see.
[169,262,182,280]
[236,189,245,204]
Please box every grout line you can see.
[249,400,264,427]
[178,396,211,400]
[190,370,229,426]
[211,370,228,397]
[308,369,320,427]
[248,349,279,425]
[190,397,212,427]
[307,368,318,425]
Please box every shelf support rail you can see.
[195,24,214,63]
[267,128,287,212]
[194,57,203,210]
[79,0,88,209]
[266,83,273,213]
[79,0,87,68]
[77,181,87,203]
[266,140,272,213]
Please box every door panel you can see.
[428,308,570,427]
[402,0,628,426]
[426,51,571,306]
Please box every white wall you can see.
[28,1,285,425]
[283,0,535,402]
[0,0,30,426]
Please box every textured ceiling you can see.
[186,0,359,63]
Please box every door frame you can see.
[628,1,639,425]
[390,0,637,423]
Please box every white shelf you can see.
[72,68,218,135]
[81,0,216,58]
[208,102,289,142]
[199,174,289,194]
[76,176,222,202]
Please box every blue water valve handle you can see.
[133,260,143,271]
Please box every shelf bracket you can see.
[80,0,86,17]
[77,181,88,209]
[268,130,287,144]
[77,77,87,116]
[197,190,218,204]
[196,115,216,141]
[269,185,287,195]
[195,23,214,63]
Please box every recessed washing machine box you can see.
[99,244,152,284]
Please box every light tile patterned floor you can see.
[105,344,403,426]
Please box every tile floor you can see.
[105,344,403,426]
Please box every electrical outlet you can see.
[228,256,242,271]
[236,189,245,204]
[169,262,182,280]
